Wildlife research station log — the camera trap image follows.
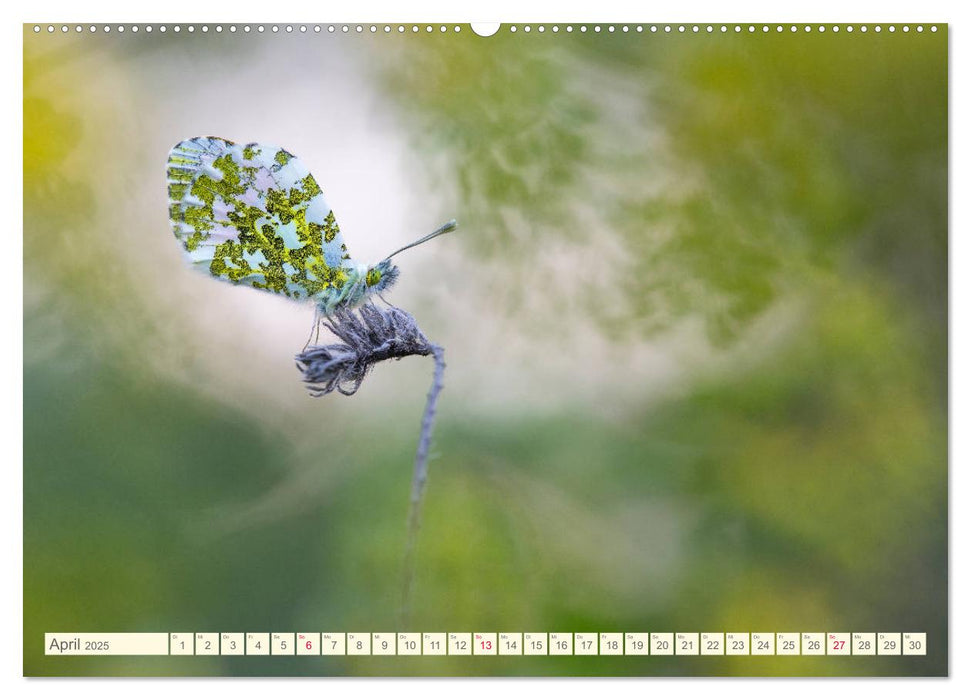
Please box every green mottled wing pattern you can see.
[167,136,352,300]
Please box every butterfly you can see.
[166,136,456,315]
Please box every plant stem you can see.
[399,343,445,629]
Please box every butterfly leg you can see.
[302,306,323,350]
[377,292,403,311]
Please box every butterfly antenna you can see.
[383,219,457,261]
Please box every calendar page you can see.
[22,20,948,677]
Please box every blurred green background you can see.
[23,24,947,676]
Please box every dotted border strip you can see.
[30,24,941,35]
[31,24,466,34]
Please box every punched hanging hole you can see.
[471,23,500,37]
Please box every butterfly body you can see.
[167,136,398,314]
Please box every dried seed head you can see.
[295,302,438,396]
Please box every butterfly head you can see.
[363,259,399,294]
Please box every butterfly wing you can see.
[167,136,352,300]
